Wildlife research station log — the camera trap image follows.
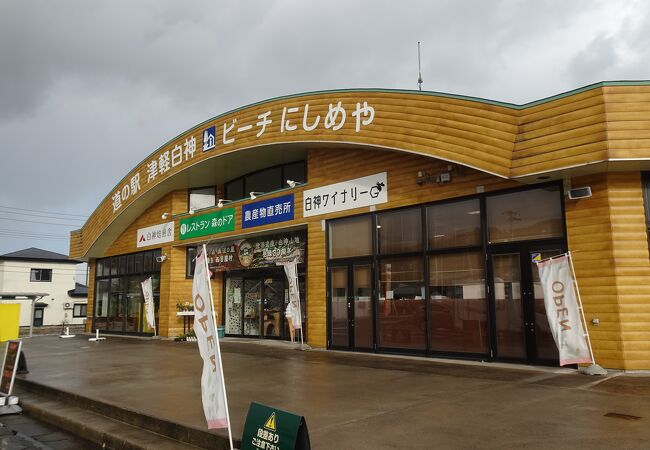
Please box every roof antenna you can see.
[417,41,423,91]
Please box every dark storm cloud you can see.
[0,0,647,255]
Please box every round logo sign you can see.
[238,240,254,267]
[180,223,187,235]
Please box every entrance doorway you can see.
[225,269,305,340]
[328,262,374,350]
[33,307,44,327]
[489,244,563,364]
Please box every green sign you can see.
[179,208,235,240]
[242,402,310,450]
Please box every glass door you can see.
[328,262,374,350]
[353,264,373,349]
[329,266,349,348]
[263,275,284,338]
[125,276,144,333]
[225,276,243,335]
[33,307,44,327]
[107,277,125,332]
[490,244,563,364]
[243,278,261,336]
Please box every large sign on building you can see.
[179,209,236,240]
[243,194,294,229]
[137,222,174,248]
[302,172,388,217]
[205,231,305,272]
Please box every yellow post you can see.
[0,304,21,341]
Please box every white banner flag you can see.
[140,277,156,332]
[280,260,302,331]
[536,254,592,366]
[193,245,230,430]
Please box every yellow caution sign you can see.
[264,412,276,431]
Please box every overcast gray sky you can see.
[0,0,648,259]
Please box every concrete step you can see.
[14,379,239,450]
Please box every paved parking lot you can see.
[7,336,650,449]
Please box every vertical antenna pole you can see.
[417,41,423,91]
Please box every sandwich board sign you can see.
[241,402,310,450]
[1,340,22,397]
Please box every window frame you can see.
[326,180,567,358]
[30,268,52,282]
[188,185,217,213]
[73,303,87,318]
[224,160,307,202]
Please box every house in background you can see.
[0,247,88,335]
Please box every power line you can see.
[0,217,80,227]
[0,228,70,237]
[0,205,88,218]
[0,210,85,222]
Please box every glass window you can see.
[377,207,422,254]
[245,166,282,194]
[429,252,487,353]
[119,256,127,275]
[378,257,426,350]
[284,161,306,184]
[329,216,372,259]
[97,260,105,278]
[126,255,135,274]
[73,304,87,318]
[428,199,481,249]
[186,247,197,278]
[110,257,118,276]
[225,178,244,201]
[189,187,216,211]
[134,253,143,273]
[487,186,564,243]
[30,268,52,282]
[152,249,161,272]
[143,252,153,273]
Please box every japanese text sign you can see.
[137,222,175,247]
[243,194,294,229]
[179,208,235,240]
[111,100,376,216]
[1,340,22,396]
[302,172,387,217]
[242,402,310,450]
[206,231,305,272]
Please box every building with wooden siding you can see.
[70,81,650,369]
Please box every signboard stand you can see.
[1,340,23,416]
[88,329,106,342]
[242,402,310,450]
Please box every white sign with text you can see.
[302,172,388,217]
[136,222,174,248]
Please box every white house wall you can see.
[0,260,87,327]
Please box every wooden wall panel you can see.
[605,172,650,369]
[567,172,650,369]
[565,173,623,368]
[604,86,650,160]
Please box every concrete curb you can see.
[15,378,240,450]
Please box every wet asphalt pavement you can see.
[6,335,650,449]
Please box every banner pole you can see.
[203,244,234,450]
[296,262,304,347]
[567,252,596,365]
[151,277,157,337]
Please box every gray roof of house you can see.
[0,247,82,264]
[68,283,88,298]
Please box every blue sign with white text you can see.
[203,126,216,151]
[243,194,294,229]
